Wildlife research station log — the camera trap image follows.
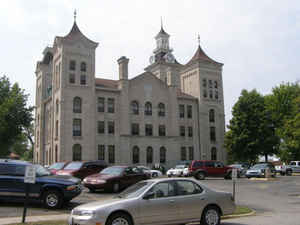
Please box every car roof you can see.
[150,177,198,183]
[0,159,31,166]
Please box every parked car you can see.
[69,178,236,225]
[228,163,248,177]
[137,166,162,177]
[166,164,188,177]
[0,159,82,209]
[289,161,300,173]
[83,166,149,193]
[56,160,107,180]
[189,160,234,180]
[275,164,293,176]
[48,161,70,175]
[246,163,276,178]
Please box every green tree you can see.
[225,89,278,164]
[0,76,33,157]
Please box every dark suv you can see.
[189,160,234,180]
[0,159,82,209]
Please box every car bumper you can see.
[64,185,83,200]
[246,173,264,178]
[68,216,105,225]
[83,182,109,190]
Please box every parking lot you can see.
[1,175,300,224]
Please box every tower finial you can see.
[197,34,200,46]
[161,16,163,30]
[74,9,77,22]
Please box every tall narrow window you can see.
[145,102,152,115]
[146,147,153,164]
[132,146,140,164]
[215,91,219,100]
[98,121,105,134]
[80,75,86,85]
[158,103,165,117]
[55,120,59,138]
[203,79,207,87]
[187,105,192,118]
[72,144,82,161]
[108,145,115,163]
[209,109,215,122]
[209,90,213,99]
[211,147,217,160]
[73,97,82,113]
[159,125,166,136]
[160,147,166,163]
[69,73,75,84]
[181,147,187,161]
[189,146,194,160]
[80,62,87,72]
[214,81,218,88]
[131,101,139,115]
[180,126,185,137]
[73,119,81,136]
[145,124,153,136]
[98,145,105,160]
[131,123,139,135]
[56,99,59,114]
[108,121,115,134]
[209,80,213,88]
[203,90,207,98]
[55,145,58,162]
[98,97,105,112]
[210,126,216,142]
[179,105,185,118]
[69,60,76,71]
[108,98,115,113]
[188,126,193,137]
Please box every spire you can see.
[197,34,200,46]
[161,16,163,30]
[74,9,77,22]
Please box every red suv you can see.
[189,160,235,180]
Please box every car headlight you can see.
[66,185,77,191]
[80,210,94,217]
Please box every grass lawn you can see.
[6,206,253,225]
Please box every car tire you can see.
[168,174,171,177]
[106,212,133,225]
[201,205,221,225]
[88,188,95,193]
[195,172,205,180]
[43,190,63,209]
[112,182,120,193]
[152,173,158,177]
[224,172,232,180]
[286,170,292,176]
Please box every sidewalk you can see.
[0,214,69,225]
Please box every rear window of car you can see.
[64,162,83,170]
[49,162,65,170]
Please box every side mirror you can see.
[143,191,155,200]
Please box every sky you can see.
[1,0,300,125]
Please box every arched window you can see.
[160,147,166,164]
[211,147,217,160]
[80,62,87,72]
[73,97,82,113]
[209,109,215,122]
[69,60,76,71]
[146,147,153,164]
[132,146,140,164]
[131,101,139,115]
[158,103,165,117]
[73,144,82,161]
[145,102,152,115]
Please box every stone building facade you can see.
[34,20,226,168]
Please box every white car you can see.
[137,166,162,177]
[166,165,187,177]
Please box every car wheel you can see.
[107,212,133,225]
[201,205,221,225]
[224,172,232,180]
[196,172,205,180]
[112,182,120,193]
[152,173,158,177]
[88,188,95,193]
[43,190,63,209]
[286,170,292,176]
[168,174,171,177]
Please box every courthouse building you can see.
[34,18,226,168]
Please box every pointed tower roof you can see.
[186,43,222,66]
[155,18,169,38]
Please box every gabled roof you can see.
[177,89,197,100]
[185,45,223,67]
[95,78,118,89]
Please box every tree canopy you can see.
[0,76,33,158]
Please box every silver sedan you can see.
[69,178,236,225]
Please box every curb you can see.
[222,208,256,219]
[0,214,69,225]
[249,177,277,181]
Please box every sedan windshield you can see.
[175,165,185,169]
[34,164,52,177]
[100,167,124,175]
[117,181,153,198]
[251,164,267,169]
[64,162,83,170]
[49,162,65,170]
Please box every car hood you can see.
[168,168,183,172]
[247,169,262,173]
[86,173,119,180]
[56,169,77,175]
[39,175,80,184]
[73,197,132,211]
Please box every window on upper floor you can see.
[55,120,59,138]
[145,102,152,116]
[209,109,215,123]
[131,101,139,115]
[73,97,82,113]
[209,80,213,88]
[80,75,86,85]
[180,126,185,137]
[80,62,87,72]
[209,90,213,99]
[69,60,76,71]
[69,73,75,84]
[73,119,81,136]
[215,91,219,100]
[158,103,165,117]
[214,81,218,88]
[98,145,105,160]
[98,121,105,134]
[179,104,185,118]
[98,97,105,112]
[181,147,187,161]
[203,89,207,98]
[145,124,153,136]
[108,121,115,134]
[159,125,166,136]
[187,105,192,118]
[210,126,216,142]
[131,123,139,135]
[188,126,193,137]
[203,78,207,87]
[56,99,59,114]
[108,98,115,113]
